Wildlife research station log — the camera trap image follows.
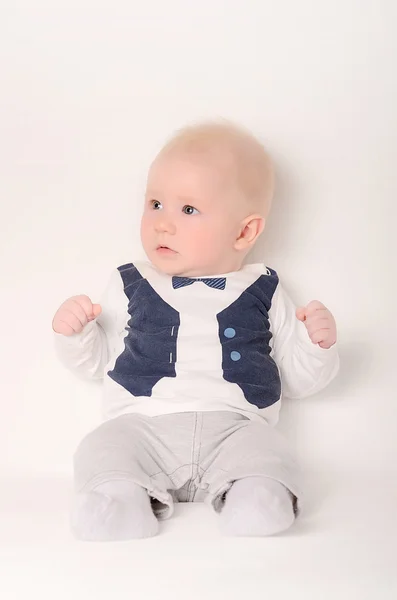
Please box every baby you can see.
[52,121,339,541]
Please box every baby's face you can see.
[141,153,247,277]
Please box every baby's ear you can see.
[234,214,265,251]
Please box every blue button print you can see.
[224,327,236,338]
[230,351,241,361]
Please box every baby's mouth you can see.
[156,245,177,255]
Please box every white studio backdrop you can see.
[0,0,395,479]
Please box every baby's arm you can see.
[52,269,125,380]
[269,283,340,399]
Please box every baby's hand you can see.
[52,295,102,336]
[296,301,336,349]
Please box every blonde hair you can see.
[156,120,275,215]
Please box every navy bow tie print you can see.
[172,276,226,290]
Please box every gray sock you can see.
[71,480,159,541]
[219,476,295,537]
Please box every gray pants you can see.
[74,411,301,519]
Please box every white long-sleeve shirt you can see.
[54,261,339,426]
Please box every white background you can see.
[0,1,396,599]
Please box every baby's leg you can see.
[71,414,174,541]
[196,412,301,537]
[219,476,295,537]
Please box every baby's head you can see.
[140,120,274,277]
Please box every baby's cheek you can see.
[140,218,151,242]
[189,228,214,249]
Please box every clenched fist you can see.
[52,295,102,337]
[296,300,337,350]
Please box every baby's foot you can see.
[219,476,295,537]
[71,480,159,541]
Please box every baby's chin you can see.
[149,254,187,276]
[148,254,209,277]
[154,262,201,277]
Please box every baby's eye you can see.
[151,200,163,210]
[182,205,199,215]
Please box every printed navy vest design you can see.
[107,263,180,396]
[217,269,281,408]
[107,263,281,409]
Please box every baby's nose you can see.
[155,218,176,234]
